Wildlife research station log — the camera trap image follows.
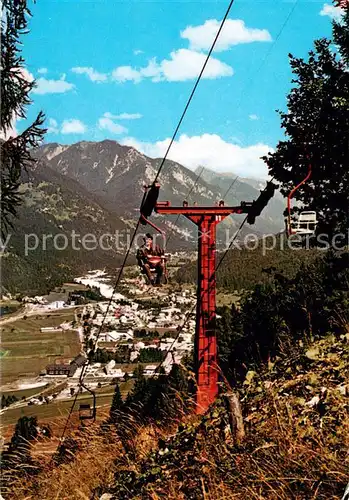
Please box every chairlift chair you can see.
[139,254,169,285]
[79,403,95,421]
[288,210,318,236]
[286,155,318,237]
[78,383,96,424]
[138,183,169,285]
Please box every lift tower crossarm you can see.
[155,202,252,217]
[155,200,251,414]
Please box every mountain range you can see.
[36,140,285,235]
[1,140,286,295]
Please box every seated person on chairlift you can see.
[137,233,165,286]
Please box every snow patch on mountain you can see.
[106,165,114,184]
[125,148,140,162]
[172,169,192,188]
[145,163,158,181]
[34,140,285,238]
[46,145,69,161]
[117,165,131,178]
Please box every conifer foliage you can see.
[263,3,349,237]
[1,0,46,236]
[109,383,123,422]
[217,251,349,384]
[1,415,39,477]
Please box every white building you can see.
[49,301,66,309]
[130,351,139,362]
[99,330,133,343]
[40,326,63,332]
[105,359,116,373]
[109,368,125,378]
[144,365,158,376]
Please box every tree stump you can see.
[224,391,245,445]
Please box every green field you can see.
[0,310,81,385]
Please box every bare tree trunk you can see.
[224,392,245,445]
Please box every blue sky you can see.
[20,0,341,178]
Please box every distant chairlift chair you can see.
[288,210,318,236]
[78,382,96,424]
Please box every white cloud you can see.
[47,118,59,134]
[98,116,128,135]
[320,4,343,20]
[249,114,259,121]
[104,112,142,120]
[134,49,143,55]
[33,76,75,94]
[61,119,86,134]
[112,49,233,83]
[111,66,143,83]
[155,49,233,81]
[37,67,48,74]
[65,19,269,90]
[181,19,272,52]
[122,133,272,179]
[71,66,107,82]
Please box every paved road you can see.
[0,304,80,326]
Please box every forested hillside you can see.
[1,162,128,295]
[176,239,321,290]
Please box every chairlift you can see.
[138,183,169,285]
[288,210,318,236]
[138,254,169,285]
[286,157,317,237]
[140,183,164,235]
[78,383,96,424]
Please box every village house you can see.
[40,326,63,333]
[98,329,133,343]
[46,364,71,376]
[46,354,87,377]
[144,365,158,376]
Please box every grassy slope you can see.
[108,331,349,500]
[8,331,349,499]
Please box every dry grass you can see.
[218,392,349,499]
[106,333,349,499]
[6,395,348,500]
[5,409,172,500]
[121,395,348,499]
[5,333,349,499]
